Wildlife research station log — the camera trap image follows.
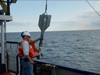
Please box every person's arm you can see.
[34,45,41,52]
[33,45,41,57]
[29,37,41,44]
[26,55,35,64]
[29,39,38,44]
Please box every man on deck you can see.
[18,31,41,75]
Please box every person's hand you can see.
[35,53,41,57]
[39,47,41,51]
[38,52,41,56]
[30,60,36,64]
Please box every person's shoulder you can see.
[23,41,29,45]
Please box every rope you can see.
[86,0,100,17]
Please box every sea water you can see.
[0,30,100,73]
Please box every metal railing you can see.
[6,41,20,74]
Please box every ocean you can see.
[0,30,100,73]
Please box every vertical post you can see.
[4,20,7,70]
[7,0,10,15]
[0,21,5,64]
[4,20,6,53]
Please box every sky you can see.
[1,0,100,32]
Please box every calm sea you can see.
[0,30,100,73]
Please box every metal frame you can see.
[0,21,5,64]
[0,15,12,64]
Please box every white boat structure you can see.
[0,0,100,75]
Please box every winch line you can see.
[86,0,100,17]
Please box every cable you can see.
[45,0,47,13]
[86,0,100,16]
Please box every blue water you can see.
[1,30,100,73]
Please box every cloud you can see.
[8,20,37,26]
[7,20,40,32]
[7,9,100,32]
[97,1,100,7]
[49,1,100,31]
[53,10,100,31]
[75,10,100,28]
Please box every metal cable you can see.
[86,0,100,16]
[45,0,47,13]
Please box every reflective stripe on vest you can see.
[18,40,35,58]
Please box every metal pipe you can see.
[4,20,6,53]
[0,21,5,64]
[4,20,8,71]
[7,0,10,15]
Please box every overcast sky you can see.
[2,0,100,32]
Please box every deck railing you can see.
[6,41,20,74]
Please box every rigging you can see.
[86,0,100,16]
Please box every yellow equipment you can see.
[0,0,7,14]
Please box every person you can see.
[18,31,41,75]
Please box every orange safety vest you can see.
[18,40,35,58]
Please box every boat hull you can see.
[33,60,100,75]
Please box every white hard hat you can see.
[22,31,31,37]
